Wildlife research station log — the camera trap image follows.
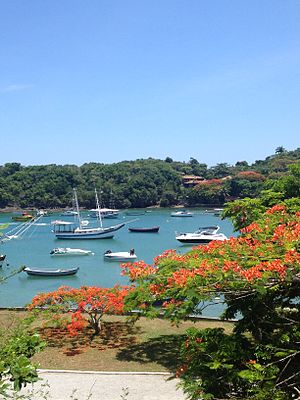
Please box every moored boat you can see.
[50,248,94,256]
[125,211,146,216]
[23,266,79,276]
[104,249,137,261]
[89,208,119,219]
[171,210,193,217]
[12,212,34,221]
[176,226,228,244]
[128,226,160,233]
[60,210,78,216]
[0,255,6,267]
[53,189,125,239]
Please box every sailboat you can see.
[53,188,125,239]
[89,190,119,219]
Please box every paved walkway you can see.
[19,370,186,400]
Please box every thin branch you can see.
[276,370,300,388]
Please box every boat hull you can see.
[54,223,125,240]
[23,267,79,276]
[55,232,114,239]
[128,226,159,233]
[176,238,212,244]
[176,235,228,244]
[12,216,34,221]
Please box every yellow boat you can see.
[12,212,34,221]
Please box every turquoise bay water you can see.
[0,208,236,316]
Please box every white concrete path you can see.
[19,370,186,400]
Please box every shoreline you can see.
[0,204,225,214]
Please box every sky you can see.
[1,0,299,167]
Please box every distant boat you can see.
[203,208,224,216]
[104,249,137,261]
[53,188,125,240]
[0,255,6,267]
[128,226,160,233]
[23,266,79,276]
[176,226,228,244]
[90,190,119,218]
[60,210,78,216]
[171,210,193,217]
[50,248,94,256]
[12,212,34,221]
[89,208,119,219]
[125,211,146,216]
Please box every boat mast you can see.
[73,188,82,229]
[94,188,103,228]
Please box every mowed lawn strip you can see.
[0,310,233,372]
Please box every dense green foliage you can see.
[123,200,300,399]
[122,167,300,398]
[0,317,45,396]
[1,148,299,209]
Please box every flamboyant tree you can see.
[29,285,131,336]
[122,201,300,399]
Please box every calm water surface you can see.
[0,208,236,315]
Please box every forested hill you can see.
[1,147,299,209]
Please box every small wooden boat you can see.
[23,266,79,276]
[128,226,160,233]
[12,212,34,221]
[0,255,6,267]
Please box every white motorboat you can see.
[176,226,228,244]
[104,249,137,262]
[60,210,78,216]
[50,248,94,256]
[171,210,193,217]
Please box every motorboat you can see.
[171,210,193,217]
[176,226,228,244]
[60,210,78,216]
[53,189,125,239]
[89,208,119,219]
[23,266,79,276]
[104,249,137,261]
[50,248,94,256]
[203,208,224,216]
[128,226,160,233]
[0,255,6,267]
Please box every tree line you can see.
[0,147,299,209]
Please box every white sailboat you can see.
[53,188,125,240]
